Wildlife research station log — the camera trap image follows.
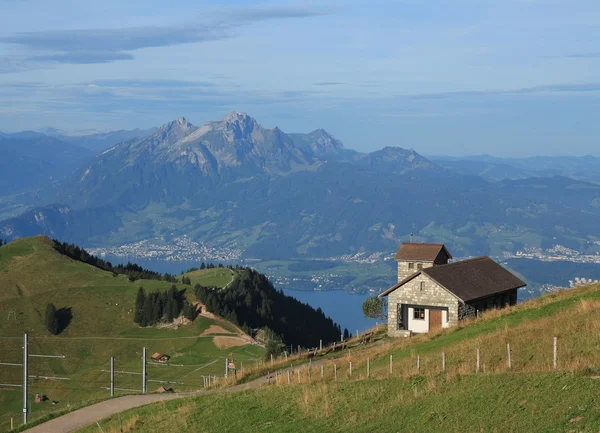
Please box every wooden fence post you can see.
[349,361,352,377]
[389,354,393,375]
[334,364,337,381]
[417,355,420,373]
[553,337,558,369]
[367,358,370,378]
[321,364,324,378]
[507,343,512,369]
[287,370,290,385]
[476,348,480,373]
[442,352,446,371]
[320,339,323,351]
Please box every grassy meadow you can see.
[0,237,264,432]
[82,282,600,433]
[78,372,600,433]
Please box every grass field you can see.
[185,267,236,289]
[78,372,600,433]
[80,282,600,433]
[0,237,264,432]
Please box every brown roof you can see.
[393,243,452,262]
[151,353,170,361]
[379,256,525,302]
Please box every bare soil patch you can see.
[202,325,232,336]
[212,336,249,349]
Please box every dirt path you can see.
[23,358,328,433]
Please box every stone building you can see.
[379,243,525,337]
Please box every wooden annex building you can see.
[379,243,526,337]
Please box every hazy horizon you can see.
[2,0,600,157]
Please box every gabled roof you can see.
[379,256,525,302]
[393,243,452,262]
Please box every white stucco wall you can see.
[407,306,429,333]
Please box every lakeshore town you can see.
[87,237,600,294]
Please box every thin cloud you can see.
[407,82,600,100]
[566,52,600,59]
[313,81,345,86]
[0,57,32,73]
[0,7,334,67]
[29,51,134,64]
[89,79,219,88]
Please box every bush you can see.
[362,296,387,320]
[45,303,59,335]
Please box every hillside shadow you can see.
[57,307,73,334]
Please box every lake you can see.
[281,289,380,335]
[101,255,380,334]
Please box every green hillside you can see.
[81,282,600,433]
[0,237,264,431]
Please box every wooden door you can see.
[429,309,442,331]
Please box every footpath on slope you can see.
[22,358,330,433]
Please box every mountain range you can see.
[431,154,600,184]
[1,113,600,282]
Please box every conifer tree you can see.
[182,301,197,321]
[141,295,154,326]
[165,297,174,322]
[134,287,145,323]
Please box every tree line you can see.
[186,263,224,271]
[53,239,179,282]
[194,267,344,348]
[133,286,197,327]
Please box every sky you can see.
[1,0,600,156]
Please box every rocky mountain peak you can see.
[223,111,250,122]
[220,112,259,139]
[155,117,196,145]
[162,116,193,131]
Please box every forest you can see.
[195,267,344,349]
[133,285,197,326]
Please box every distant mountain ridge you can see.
[2,112,600,274]
[431,154,600,184]
[65,112,425,208]
[0,133,93,195]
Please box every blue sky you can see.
[1,0,599,156]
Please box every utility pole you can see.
[142,347,147,394]
[23,333,28,425]
[0,333,68,426]
[110,357,114,397]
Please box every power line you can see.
[0,334,69,426]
